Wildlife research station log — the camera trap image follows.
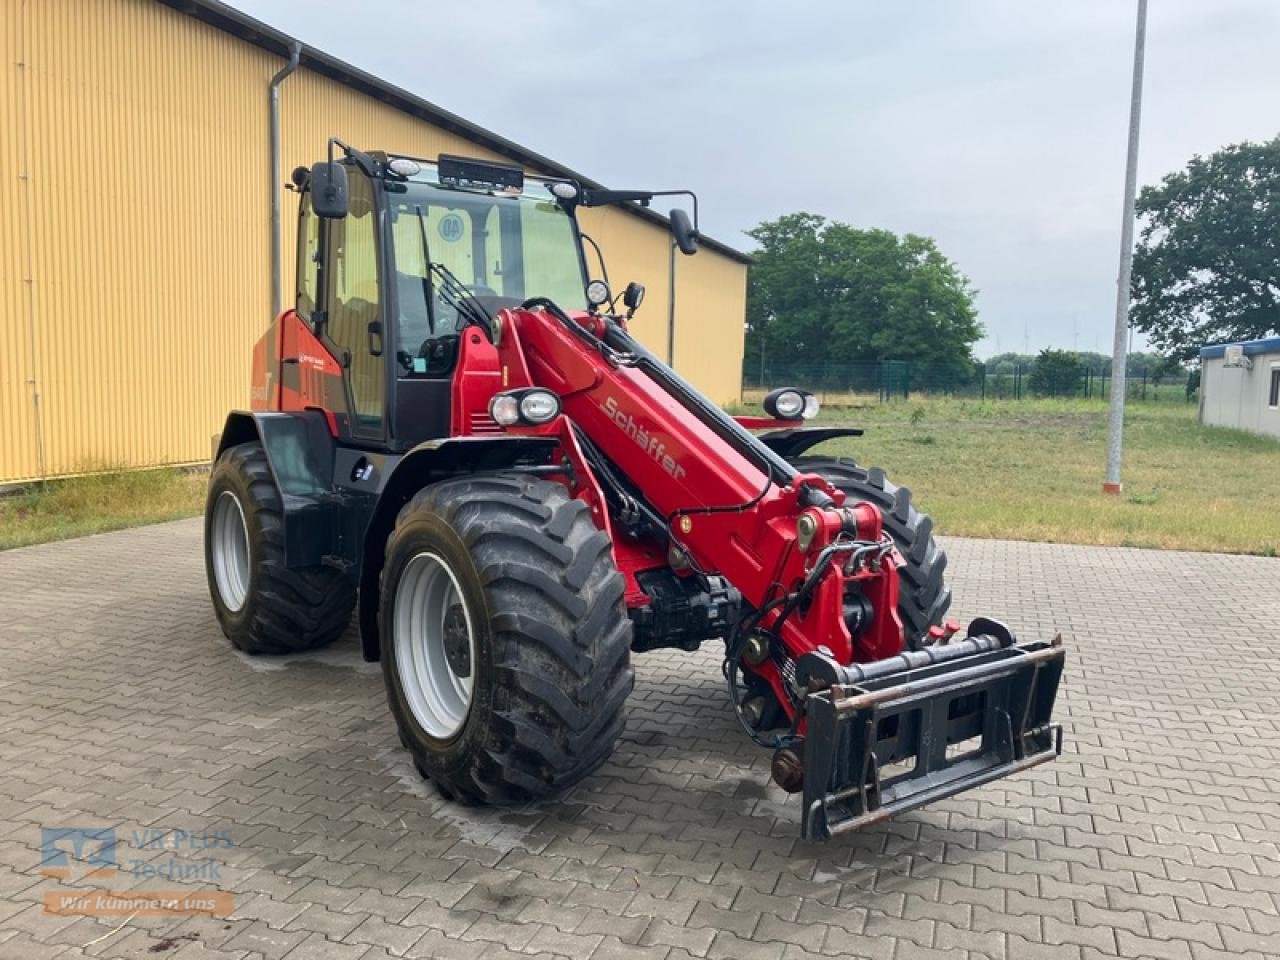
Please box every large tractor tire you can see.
[380,473,634,804]
[205,442,356,654]
[789,455,952,649]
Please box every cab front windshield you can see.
[386,170,586,359]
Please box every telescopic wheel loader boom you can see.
[204,142,1064,839]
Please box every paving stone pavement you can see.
[0,518,1278,960]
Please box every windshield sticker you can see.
[438,214,465,243]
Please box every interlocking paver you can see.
[1,520,1278,960]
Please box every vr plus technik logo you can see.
[40,828,117,880]
[40,826,236,917]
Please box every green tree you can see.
[984,351,1036,372]
[745,213,982,379]
[1027,349,1083,397]
[1151,354,1187,382]
[1077,350,1161,376]
[1131,136,1280,361]
[1125,350,1164,376]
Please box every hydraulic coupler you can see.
[783,619,1065,840]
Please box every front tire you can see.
[381,473,634,804]
[789,455,952,649]
[204,443,356,654]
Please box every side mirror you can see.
[310,161,349,219]
[670,208,698,256]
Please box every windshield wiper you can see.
[431,261,492,331]
[412,206,492,335]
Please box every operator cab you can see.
[294,149,590,450]
[383,156,588,372]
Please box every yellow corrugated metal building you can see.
[0,0,748,484]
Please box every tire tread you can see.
[206,443,355,655]
[387,474,634,804]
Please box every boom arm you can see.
[492,302,1063,841]
[499,304,900,668]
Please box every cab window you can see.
[296,194,320,321]
[324,171,385,434]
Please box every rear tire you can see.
[204,442,356,654]
[789,455,952,649]
[380,473,634,804]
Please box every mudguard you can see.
[757,427,865,459]
[214,411,345,570]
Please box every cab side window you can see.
[296,194,321,322]
[324,171,384,433]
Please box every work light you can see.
[586,280,611,308]
[763,387,819,420]
[387,158,421,178]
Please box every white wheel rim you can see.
[211,490,250,612]
[393,552,476,739]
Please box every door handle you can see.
[367,320,384,357]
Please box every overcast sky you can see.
[235,0,1280,357]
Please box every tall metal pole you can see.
[1104,0,1147,494]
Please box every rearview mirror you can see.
[670,208,698,255]
[310,161,349,219]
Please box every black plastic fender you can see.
[757,427,865,459]
[216,411,335,496]
[214,411,343,569]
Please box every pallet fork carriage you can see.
[204,141,1065,836]
[796,627,1064,839]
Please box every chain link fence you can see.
[743,362,1197,405]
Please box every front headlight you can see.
[763,387,818,420]
[518,390,561,424]
[489,389,561,427]
[490,394,521,426]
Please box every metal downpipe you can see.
[667,239,676,366]
[269,42,302,320]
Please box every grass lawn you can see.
[2,399,1277,556]
[0,466,207,551]
[802,397,1280,556]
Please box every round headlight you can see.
[518,390,561,424]
[801,395,821,420]
[489,394,520,426]
[586,280,611,307]
[550,181,578,200]
[387,158,421,178]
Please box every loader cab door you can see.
[308,168,389,444]
[386,202,454,447]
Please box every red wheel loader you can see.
[205,141,1063,840]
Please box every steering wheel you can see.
[416,335,459,376]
